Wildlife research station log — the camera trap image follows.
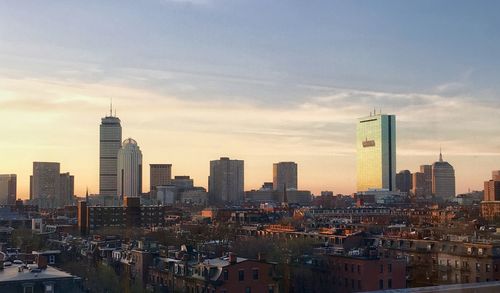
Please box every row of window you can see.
[332,278,393,290]
[339,263,392,274]
[223,268,260,281]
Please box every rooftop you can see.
[0,265,79,283]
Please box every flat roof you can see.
[0,265,79,283]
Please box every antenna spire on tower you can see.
[439,147,443,162]
[110,98,113,117]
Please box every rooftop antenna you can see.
[439,146,443,162]
[85,186,89,202]
[110,98,113,117]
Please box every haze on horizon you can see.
[1,0,500,199]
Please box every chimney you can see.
[37,255,48,270]
[258,252,266,262]
[229,252,237,265]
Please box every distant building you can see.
[208,157,244,204]
[412,172,425,198]
[273,162,298,190]
[481,171,500,221]
[493,170,500,181]
[420,164,433,197]
[180,187,208,205]
[149,164,172,196]
[156,185,177,205]
[484,171,500,201]
[117,138,143,198]
[168,175,194,190]
[78,197,169,234]
[31,162,60,208]
[59,172,74,207]
[395,170,412,194]
[99,107,122,196]
[0,174,16,205]
[432,151,455,199]
[356,113,396,192]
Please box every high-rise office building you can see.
[0,174,16,205]
[117,138,143,198]
[432,151,455,199]
[31,162,60,208]
[484,171,500,201]
[395,170,412,193]
[419,165,433,197]
[150,164,172,194]
[59,172,75,206]
[492,170,500,181]
[356,113,396,192]
[208,157,244,204]
[273,162,298,191]
[411,172,425,198]
[99,106,122,196]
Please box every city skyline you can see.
[2,1,500,198]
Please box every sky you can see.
[1,0,500,198]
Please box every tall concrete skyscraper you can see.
[412,172,425,198]
[59,172,75,206]
[0,174,16,205]
[150,164,172,194]
[208,157,244,204]
[419,165,433,196]
[117,138,143,198]
[31,162,60,208]
[99,105,122,196]
[395,170,412,194]
[432,151,455,199]
[484,171,500,201]
[273,162,298,190]
[356,113,396,192]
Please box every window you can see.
[252,269,259,280]
[380,264,383,273]
[48,255,55,264]
[351,264,354,272]
[388,279,392,289]
[239,270,245,281]
[351,279,355,289]
[476,263,481,272]
[486,264,491,272]
[344,278,348,287]
[345,263,348,271]
[455,260,459,268]
[223,269,229,280]
[379,279,384,290]
[388,263,392,273]
[357,265,361,273]
[245,287,251,293]
[268,285,274,293]
[23,284,34,293]
[358,280,362,290]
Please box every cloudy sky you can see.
[1,0,500,198]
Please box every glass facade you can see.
[356,114,396,192]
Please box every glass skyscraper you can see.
[356,113,396,192]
